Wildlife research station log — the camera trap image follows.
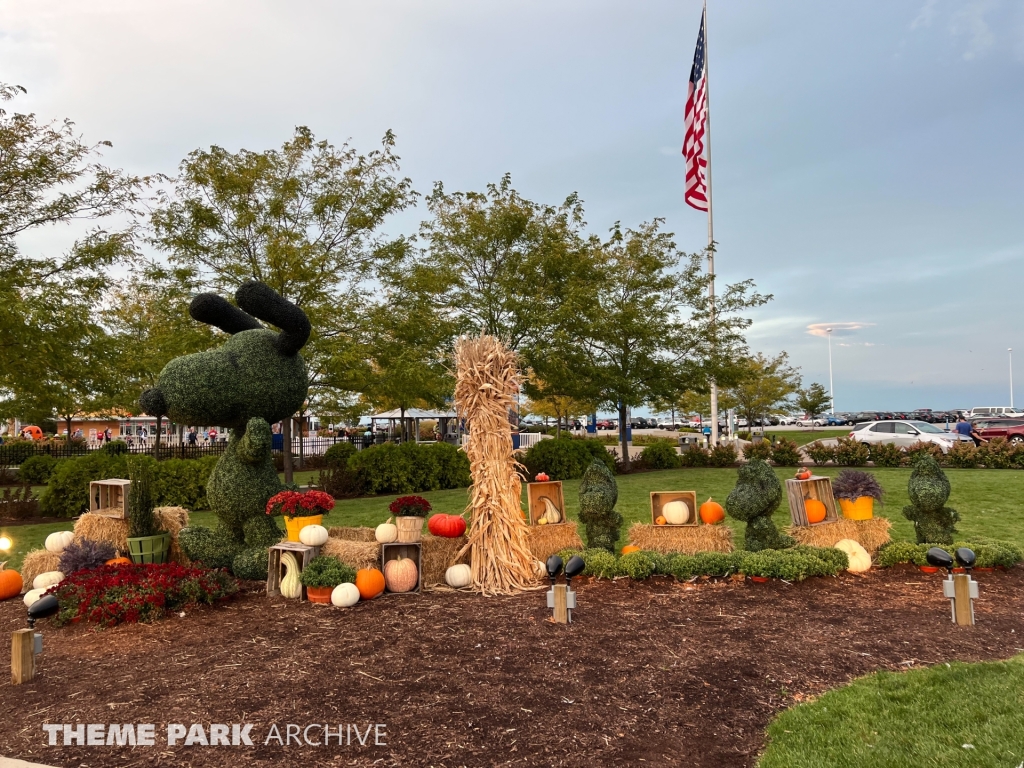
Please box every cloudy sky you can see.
[2,0,1022,411]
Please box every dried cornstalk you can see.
[454,334,537,595]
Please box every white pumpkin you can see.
[375,517,398,544]
[661,499,692,525]
[299,524,329,547]
[23,588,45,608]
[330,582,360,607]
[279,552,303,599]
[445,563,472,588]
[45,530,74,554]
[33,571,65,590]
[533,559,547,579]
[834,538,871,573]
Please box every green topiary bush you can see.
[577,460,622,552]
[875,538,1023,569]
[869,442,904,468]
[804,441,835,466]
[739,548,844,581]
[231,547,270,580]
[639,441,681,470]
[707,443,738,467]
[178,526,244,570]
[725,459,793,551]
[299,555,356,587]
[769,438,801,467]
[618,550,656,580]
[903,456,959,544]
[875,540,926,567]
[101,440,129,455]
[323,441,357,468]
[833,436,870,466]
[149,456,219,511]
[18,454,58,485]
[522,437,615,480]
[678,446,709,467]
[744,440,773,463]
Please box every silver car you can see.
[853,420,968,454]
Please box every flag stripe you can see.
[683,10,709,212]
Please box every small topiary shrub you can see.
[869,442,903,468]
[903,456,959,544]
[573,548,620,579]
[57,538,116,575]
[299,555,356,587]
[875,540,925,567]
[323,441,357,468]
[618,550,656,580]
[578,460,622,553]
[707,443,738,467]
[178,526,244,570]
[769,438,801,467]
[18,454,58,485]
[739,548,845,581]
[833,436,870,467]
[744,440,773,463]
[640,441,681,470]
[725,459,793,551]
[231,547,270,580]
[804,441,835,466]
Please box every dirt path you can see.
[3,567,1023,767]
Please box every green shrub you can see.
[645,551,674,576]
[791,545,849,574]
[522,437,614,480]
[0,439,37,466]
[127,457,160,539]
[18,454,58,485]
[978,437,1015,469]
[707,443,738,467]
[805,441,835,466]
[101,440,129,455]
[178,526,243,570]
[946,441,979,468]
[875,539,1024,569]
[577,548,620,578]
[744,440,773,462]
[875,540,925,567]
[725,459,793,551]
[904,441,944,465]
[739,548,844,581]
[300,555,356,587]
[348,441,471,495]
[833,437,870,467]
[869,442,904,468]
[673,551,744,579]
[323,441,357,468]
[428,441,472,489]
[231,547,269,580]
[640,441,680,470]
[618,551,656,580]
[769,438,801,467]
[39,453,128,517]
[150,456,218,511]
[678,446,709,467]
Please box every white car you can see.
[853,420,968,454]
[798,414,827,427]
[776,414,801,426]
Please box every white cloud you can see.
[911,0,939,29]
[806,322,875,338]
[950,0,998,60]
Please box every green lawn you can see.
[4,466,1023,570]
[758,654,1024,767]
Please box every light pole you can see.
[1010,348,1014,409]
[826,327,834,414]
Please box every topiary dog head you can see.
[139,281,310,430]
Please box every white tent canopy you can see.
[369,408,459,443]
[370,408,456,420]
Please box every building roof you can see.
[371,408,457,420]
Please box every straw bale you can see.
[321,537,379,572]
[421,534,471,588]
[786,517,891,554]
[19,549,61,590]
[526,521,584,562]
[73,507,191,563]
[627,523,734,554]
[328,526,377,543]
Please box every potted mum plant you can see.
[388,495,432,542]
[299,556,356,604]
[266,489,335,542]
[125,458,171,564]
[831,469,884,520]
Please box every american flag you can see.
[683,9,709,211]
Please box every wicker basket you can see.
[395,516,424,543]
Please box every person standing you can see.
[187,427,198,446]
[139,427,148,447]
[952,415,986,446]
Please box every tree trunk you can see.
[400,407,406,443]
[155,415,163,458]
[618,403,630,471]
[297,410,305,470]
[65,416,73,457]
[282,417,294,484]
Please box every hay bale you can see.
[154,507,190,565]
[328,526,377,543]
[421,534,470,588]
[74,508,191,564]
[19,549,61,591]
[627,523,734,554]
[321,537,379,571]
[526,521,584,562]
[786,517,891,554]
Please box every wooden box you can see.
[527,481,566,525]
[786,476,839,526]
[267,541,320,600]
[382,542,422,594]
[89,479,130,519]
[650,491,699,526]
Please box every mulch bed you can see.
[3,567,1024,767]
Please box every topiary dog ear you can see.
[235,281,311,356]
[190,293,263,334]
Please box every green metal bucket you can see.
[127,532,171,565]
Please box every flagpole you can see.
[704,0,719,447]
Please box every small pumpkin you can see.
[621,545,641,555]
[105,557,132,566]
[699,498,725,525]
[45,530,74,554]
[795,468,812,481]
[384,556,419,593]
[655,515,667,526]
[0,562,23,600]
[445,563,472,588]
[804,499,827,524]
[834,538,871,573]
[330,582,360,607]
[375,518,398,544]
[299,524,329,547]
[23,587,45,607]
[355,568,386,600]
[535,472,550,482]
[661,499,691,525]
[427,514,467,538]
[33,571,64,590]
[279,552,303,599]
[533,559,547,579]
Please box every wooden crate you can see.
[650,491,699,526]
[267,541,320,600]
[89,479,130,519]
[382,542,422,594]
[785,476,839,526]
[527,481,566,525]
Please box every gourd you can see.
[427,514,467,538]
[796,468,812,480]
[699,498,725,525]
[23,587,45,607]
[804,499,827,524]
[279,552,303,599]
[535,472,550,482]
[621,545,640,555]
[655,515,667,526]
[0,562,23,600]
[330,582,360,607]
[661,500,691,525]
[445,563,472,588]
[383,556,418,593]
[106,557,132,566]
[834,538,871,573]
[33,571,64,590]
[533,560,547,579]
[538,496,562,524]
[299,524,329,547]
[375,518,398,544]
[355,568,385,600]
[45,531,75,554]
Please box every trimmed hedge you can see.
[639,441,681,470]
[347,441,471,495]
[521,437,615,480]
[876,538,1023,569]
[18,454,58,485]
[769,438,801,467]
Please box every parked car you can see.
[824,414,849,426]
[972,418,1024,445]
[798,414,827,427]
[852,420,967,454]
[776,414,801,425]
[969,406,1024,419]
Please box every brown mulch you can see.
[3,567,1024,767]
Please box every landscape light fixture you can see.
[545,555,583,624]
[954,547,976,574]
[13,594,60,685]
[0,534,12,551]
[929,547,979,626]
[926,546,954,574]
[564,556,585,588]
[545,555,564,586]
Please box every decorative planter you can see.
[284,515,324,542]
[127,532,171,565]
[975,567,995,573]
[749,575,769,583]
[305,586,334,604]
[838,496,874,521]
[919,565,940,574]
[395,516,424,543]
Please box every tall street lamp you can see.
[826,327,834,415]
[1010,348,1014,409]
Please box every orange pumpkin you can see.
[655,516,667,526]
[0,562,23,601]
[699,498,725,525]
[106,557,132,566]
[796,468,812,480]
[355,568,386,600]
[804,499,827,524]
[621,545,641,555]
[383,557,419,593]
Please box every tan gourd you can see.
[279,552,303,599]
[539,496,561,524]
[32,571,64,590]
[834,539,871,573]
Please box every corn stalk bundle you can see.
[454,334,537,595]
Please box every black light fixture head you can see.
[27,594,59,629]
[546,555,564,585]
[926,547,954,572]
[564,555,585,582]
[954,547,976,570]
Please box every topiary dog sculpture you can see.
[903,455,959,544]
[139,281,310,576]
[725,458,794,551]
